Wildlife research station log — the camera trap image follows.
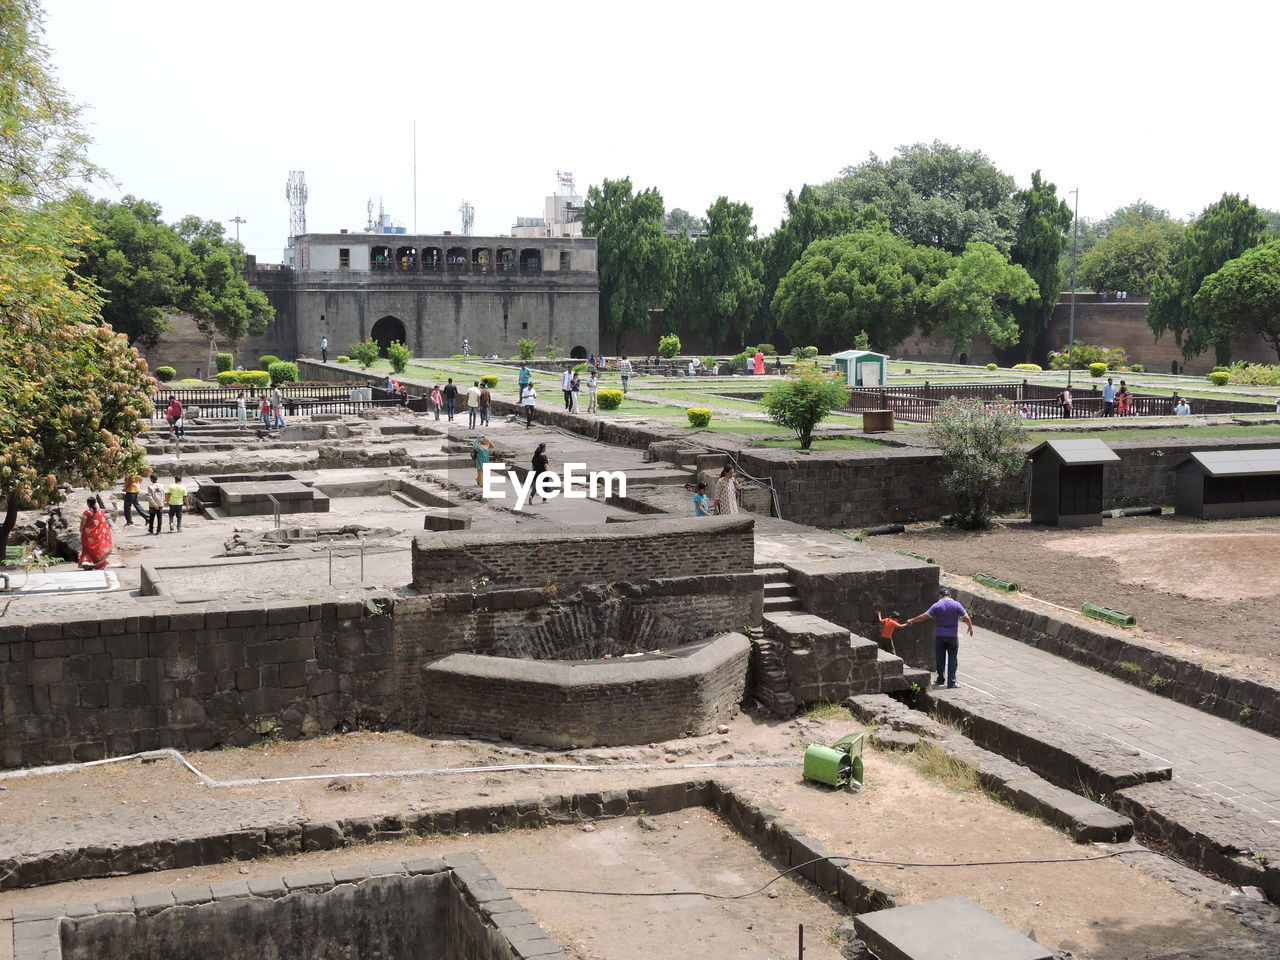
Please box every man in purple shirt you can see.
[904,587,973,689]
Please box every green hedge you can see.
[1088,362,1108,378]
[258,354,280,370]
[597,389,623,411]
[336,355,350,364]
[155,365,176,382]
[986,362,998,371]
[1012,363,1042,371]
[217,370,270,388]
[215,352,234,373]
[268,361,299,384]
[687,407,713,428]
[1208,371,1230,386]
[480,375,499,388]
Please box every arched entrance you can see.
[371,316,407,357]
[570,345,587,360]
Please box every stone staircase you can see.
[757,564,802,613]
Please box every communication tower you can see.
[459,200,475,236]
[285,171,308,243]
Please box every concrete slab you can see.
[855,896,1051,960]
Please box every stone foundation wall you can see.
[419,634,750,747]
[411,516,754,592]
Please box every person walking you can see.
[165,394,184,438]
[462,337,470,357]
[145,474,166,535]
[443,378,458,421]
[466,380,482,428]
[875,609,904,655]
[529,443,549,504]
[689,481,711,516]
[586,369,598,413]
[478,382,492,426]
[903,588,973,689]
[122,469,146,526]
[271,385,287,429]
[429,384,443,420]
[619,355,632,393]
[166,474,189,533]
[1058,387,1073,419]
[569,371,581,413]
[259,394,272,430]
[235,390,247,429]
[320,336,329,363]
[518,364,532,401]
[1101,377,1117,417]
[521,382,537,428]
[472,435,494,486]
[561,367,573,410]
[754,349,765,376]
[78,496,113,569]
[713,464,740,515]
[1116,380,1131,416]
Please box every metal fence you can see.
[150,384,409,421]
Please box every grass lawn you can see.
[752,436,888,450]
[1027,424,1280,442]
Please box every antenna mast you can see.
[285,171,308,244]
[459,200,475,236]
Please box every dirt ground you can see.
[0,716,1254,960]
[866,516,1280,682]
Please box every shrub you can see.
[268,361,299,384]
[687,407,713,428]
[756,343,776,356]
[1129,363,1145,373]
[258,355,280,370]
[796,345,820,359]
[658,333,681,358]
[597,389,624,411]
[336,355,350,364]
[573,362,590,373]
[517,338,538,362]
[1212,365,1229,373]
[386,340,411,374]
[1012,363,1042,371]
[215,352,233,373]
[1047,342,1127,371]
[1227,362,1280,386]
[348,339,380,369]
[986,362,998,371]
[1208,371,1231,385]
[927,396,1027,530]
[852,330,870,351]
[155,365,176,382]
[480,375,499,388]
[731,349,752,370]
[1088,362,1108,378]
[699,355,715,372]
[217,370,270,388]
[760,362,849,449]
[547,344,563,361]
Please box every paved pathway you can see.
[958,627,1280,824]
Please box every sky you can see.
[42,0,1280,263]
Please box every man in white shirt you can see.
[586,370,599,413]
[561,367,573,410]
[1175,399,1191,416]
[619,355,632,393]
[1101,377,1117,417]
[320,336,328,363]
[465,380,482,428]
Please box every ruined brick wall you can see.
[411,516,755,592]
[0,598,396,768]
[419,634,750,748]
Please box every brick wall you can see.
[419,633,750,748]
[411,516,755,592]
[0,598,396,768]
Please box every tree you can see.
[657,333,681,358]
[1194,240,1280,361]
[1148,193,1267,364]
[1008,171,1073,361]
[820,142,1019,253]
[772,216,951,352]
[926,396,1026,530]
[681,197,764,349]
[0,194,154,547]
[0,0,99,197]
[662,208,705,236]
[756,185,859,345]
[760,362,850,449]
[581,178,676,352]
[348,338,380,369]
[928,242,1038,356]
[1077,218,1184,296]
[174,215,273,344]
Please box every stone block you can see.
[855,896,1051,960]
[282,869,334,892]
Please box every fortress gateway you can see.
[243,231,600,362]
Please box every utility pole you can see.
[230,215,246,244]
[1066,188,1080,389]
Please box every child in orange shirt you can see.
[875,610,903,654]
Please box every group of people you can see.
[558,367,600,414]
[1052,378,1136,419]
[77,471,192,569]
[687,465,741,517]
[165,390,288,434]
[876,588,973,689]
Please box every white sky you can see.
[43,0,1279,263]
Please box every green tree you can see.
[657,333,681,358]
[0,0,99,196]
[174,215,273,343]
[821,142,1019,254]
[1194,240,1280,361]
[662,208,705,236]
[385,340,411,373]
[681,197,765,349]
[926,396,1026,530]
[1077,218,1184,296]
[772,218,951,352]
[760,362,850,449]
[1148,193,1266,364]
[756,185,859,344]
[1008,171,1073,361]
[581,177,675,352]
[928,242,1038,356]
[349,338,380,369]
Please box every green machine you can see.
[802,732,865,789]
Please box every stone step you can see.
[762,595,803,613]
[753,565,791,584]
[762,581,794,598]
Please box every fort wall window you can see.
[338,248,350,269]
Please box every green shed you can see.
[832,349,888,386]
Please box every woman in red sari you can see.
[78,496,113,569]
